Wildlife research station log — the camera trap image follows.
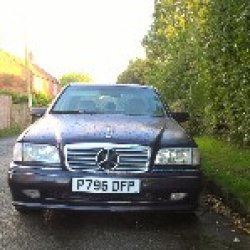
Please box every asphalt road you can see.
[0,136,249,250]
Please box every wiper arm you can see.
[151,114,165,117]
[50,110,82,114]
[125,113,146,116]
[50,110,104,114]
[124,113,165,117]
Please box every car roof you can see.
[68,82,154,89]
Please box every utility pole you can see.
[25,40,32,109]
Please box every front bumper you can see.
[8,163,201,212]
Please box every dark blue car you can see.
[8,83,201,213]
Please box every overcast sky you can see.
[0,0,154,82]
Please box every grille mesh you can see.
[65,143,150,172]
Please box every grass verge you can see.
[0,126,21,138]
[196,136,250,215]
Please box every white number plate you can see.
[72,178,140,193]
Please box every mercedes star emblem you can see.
[96,148,119,170]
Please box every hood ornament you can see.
[105,126,114,139]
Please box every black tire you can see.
[14,206,41,214]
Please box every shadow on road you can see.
[5,207,249,249]
[19,210,199,230]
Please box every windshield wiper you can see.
[50,110,104,114]
[50,110,82,114]
[124,113,165,117]
[125,113,147,116]
[151,114,165,117]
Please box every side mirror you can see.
[31,107,47,122]
[171,112,189,123]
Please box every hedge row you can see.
[118,0,249,147]
[144,0,249,146]
[0,90,28,104]
[0,90,52,106]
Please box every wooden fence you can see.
[0,95,31,130]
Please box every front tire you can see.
[14,206,41,214]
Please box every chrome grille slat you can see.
[67,160,97,165]
[67,157,96,161]
[117,165,146,168]
[69,166,97,169]
[67,152,97,156]
[118,164,146,168]
[65,143,150,172]
[117,154,147,157]
[69,166,98,169]
[116,150,147,153]
[113,168,142,171]
[119,158,147,163]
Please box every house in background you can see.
[31,64,61,98]
[0,50,27,93]
[0,49,61,98]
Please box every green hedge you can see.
[0,91,52,106]
[0,90,28,104]
[32,93,52,107]
[125,0,249,147]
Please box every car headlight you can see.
[155,148,200,165]
[13,143,22,162]
[13,142,60,164]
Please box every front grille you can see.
[64,143,150,172]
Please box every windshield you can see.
[51,85,166,117]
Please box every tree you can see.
[116,59,148,84]
[60,72,92,86]
[139,0,249,145]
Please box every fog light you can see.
[170,193,187,201]
[22,189,40,198]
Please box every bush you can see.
[140,0,249,146]
[32,93,52,107]
[0,91,52,107]
[0,90,28,104]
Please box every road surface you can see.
[0,137,249,250]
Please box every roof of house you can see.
[0,49,59,84]
[32,64,58,83]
